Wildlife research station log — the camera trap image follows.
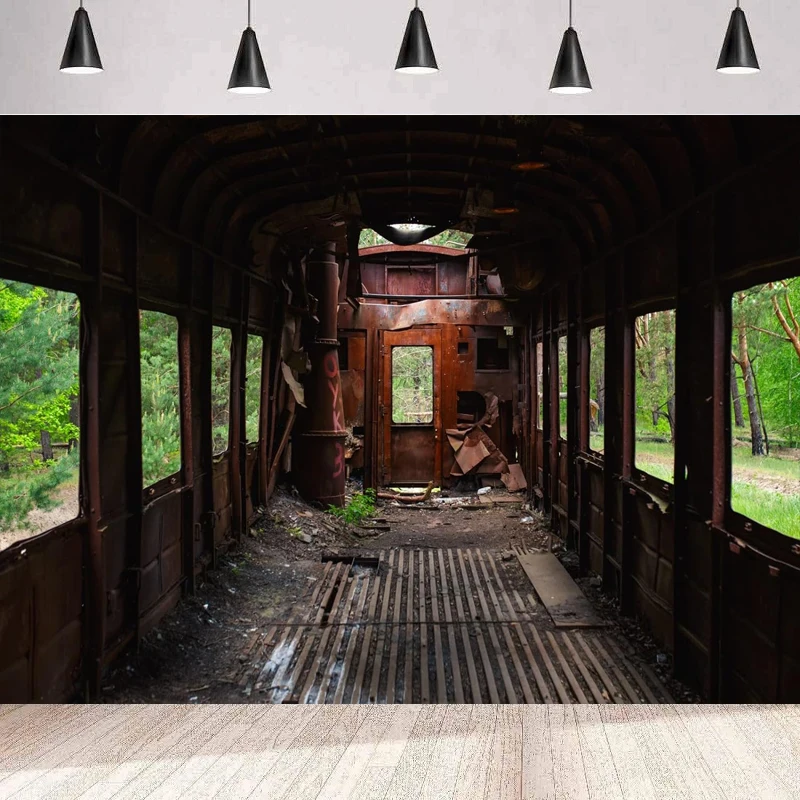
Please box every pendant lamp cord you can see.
[568,0,573,27]
[248,0,252,27]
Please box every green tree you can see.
[245,334,264,442]
[212,326,232,454]
[139,311,181,485]
[0,282,80,529]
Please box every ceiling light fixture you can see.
[395,1,439,74]
[549,0,592,94]
[60,1,103,74]
[228,0,272,94]
[717,2,759,74]
[389,222,434,233]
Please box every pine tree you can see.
[0,282,80,529]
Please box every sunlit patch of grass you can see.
[731,483,800,540]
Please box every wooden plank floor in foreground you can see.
[0,704,798,799]
[235,547,674,704]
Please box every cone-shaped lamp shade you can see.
[228,27,271,93]
[717,8,759,73]
[395,8,438,74]
[549,27,591,94]
[60,8,103,74]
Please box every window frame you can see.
[390,344,434,425]
[0,277,83,551]
[630,303,678,493]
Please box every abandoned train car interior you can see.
[1,115,799,706]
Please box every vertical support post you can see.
[293,247,346,507]
[577,279,591,576]
[231,273,249,538]
[178,312,195,596]
[619,255,635,615]
[602,253,624,599]
[257,301,274,505]
[541,295,552,513]
[549,296,560,531]
[82,189,104,699]
[566,278,580,553]
[364,328,375,489]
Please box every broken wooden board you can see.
[516,552,605,628]
[501,463,527,492]
[478,494,523,506]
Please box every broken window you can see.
[391,346,433,424]
[476,335,509,371]
[338,337,349,371]
[245,334,264,443]
[634,309,676,482]
[0,281,80,549]
[558,335,568,438]
[536,341,544,429]
[212,326,232,455]
[457,391,486,425]
[730,279,800,539]
[140,311,181,486]
[589,326,605,454]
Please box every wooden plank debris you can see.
[516,552,604,628]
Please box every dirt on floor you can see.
[101,482,699,704]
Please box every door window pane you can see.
[392,346,433,424]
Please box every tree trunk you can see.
[40,430,53,462]
[736,323,765,456]
[596,371,605,427]
[730,356,744,428]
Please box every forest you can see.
[391,346,434,424]
[359,229,472,249]
[2,274,797,547]
[623,279,800,538]
[0,282,263,548]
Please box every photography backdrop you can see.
[0,0,792,114]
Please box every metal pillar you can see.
[294,248,347,507]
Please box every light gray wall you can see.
[0,0,791,114]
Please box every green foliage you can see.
[589,326,605,452]
[391,346,433,423]
[140,311,182,485]
[0,452,79,530]
[733,278,800,447]
[212,326,232,454]
[557,335,568,436]
[634,309,676,479]
[0,281,80,529]
[731,484,800,540]
[358,228,471,249]
[245,334,264,442]
[328,489,377,526]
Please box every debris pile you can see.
[447,391,527,492]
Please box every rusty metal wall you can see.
[527,143,800,702]
[0,135,282,702]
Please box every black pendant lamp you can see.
[717,2,759,74]
[60,1,103,74]
[395,0,438,74]
[549,0,592,94]
[228,0,271,93]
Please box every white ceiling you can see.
[0,0,791,114]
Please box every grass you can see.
[731,484,800,540]
[633,437,800,540]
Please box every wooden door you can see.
[380,329,442,486]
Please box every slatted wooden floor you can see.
[2,705,798,799]
[235,548,673,704]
